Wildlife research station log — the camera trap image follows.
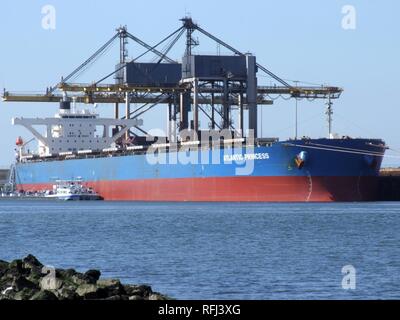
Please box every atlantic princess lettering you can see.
[224,153,270,162]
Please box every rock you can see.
[14,287,38,300]
[13,276,38,291]
[30,290,58,300]
[76,284,106,300]
[57,268,77,278]
[61,283,79,293]
[129,295,144,301]
[70,273,90,286]
[0,267,8,279]
[8,260,25,276]
[26,271,42,284]
[96,279,125,297]
[96,278,120,287]
[6,265,29,280]
[54,287,80,300]
[56,269,79,289]
[0,275,14,292]
[83,270,101,284]
[76,284,97,296]
[0,289,16,300]
[104,295,126,301]
[22,254,43,269]
[0,260,8,274]
[0,255,171,300]
[124,284,152,297]
[148,293,169,301]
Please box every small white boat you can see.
[45,180,103,201]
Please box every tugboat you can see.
[45,180,103,201]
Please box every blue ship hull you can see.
[14,138,386,202]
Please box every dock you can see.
[378,168,400,201]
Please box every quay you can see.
[379,168,400,201]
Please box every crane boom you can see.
[2,83,342,104]
[2,18,343,105]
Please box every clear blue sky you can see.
[0,0,399,167]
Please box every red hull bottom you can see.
[17,176,379,202]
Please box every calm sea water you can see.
[0,200,399,300]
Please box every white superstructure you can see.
[12,101,143,157]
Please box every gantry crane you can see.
[2,17,343,139]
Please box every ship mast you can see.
[326,95,334,139]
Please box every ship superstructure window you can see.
[51,124,63,138]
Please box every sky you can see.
[0,0,399,167]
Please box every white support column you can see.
[238,91,244,137]
[167,102,172,142]
[125,92,130,140]
[193,78,199,133]
[246,55,258,139]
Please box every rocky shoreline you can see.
[0,255,169,300]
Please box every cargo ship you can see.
[3,18,387,202]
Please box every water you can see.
[0,200,399,300]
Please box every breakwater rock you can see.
[0,255,169,300]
